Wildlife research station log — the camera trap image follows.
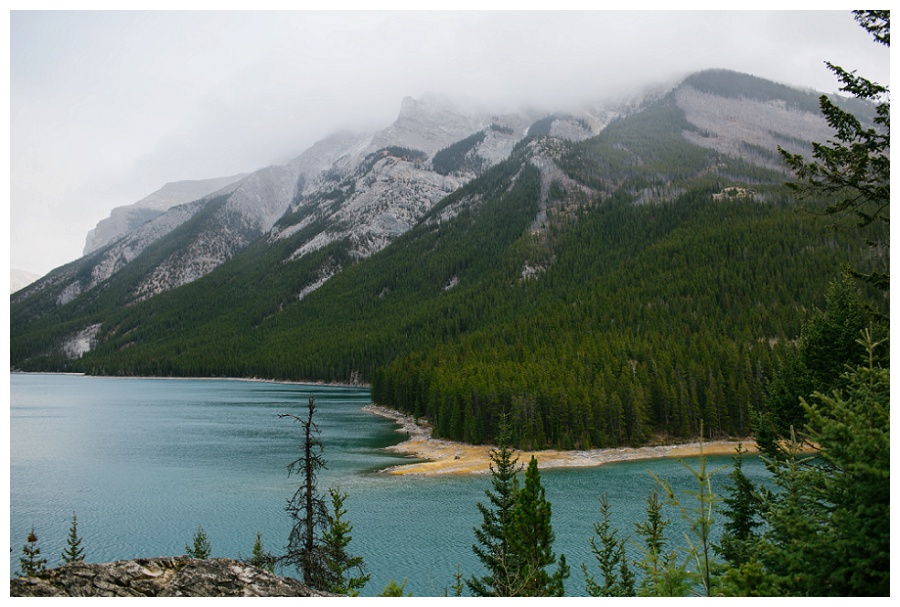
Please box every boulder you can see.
[10,557,337,597]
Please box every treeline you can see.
[17,339,889,596]
[431,130,487,175]
[13,153,883,452]
[10,69,886,453]
[371,188,883,448]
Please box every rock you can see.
[10,557,337,597]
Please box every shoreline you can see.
[364,404,758,476]
[9,371,370,390]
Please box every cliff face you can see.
[10,557,337,597]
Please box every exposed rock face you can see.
[83,174,248,256]
[675,85,833,171]
[10,557,337,597]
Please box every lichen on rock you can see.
[10,557,337,597]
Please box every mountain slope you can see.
[10,269,40,294]
[11,95,602,335]
[11,70,885,448]
[83,173,248,255]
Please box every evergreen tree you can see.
[759,273,877,456]
[377,578,412,596]
[715,444,761,568]
[61,512,86,564]
[447,564,465,597]
[779,10,889,291]
[582,494,635,597]
[18,527,47,577]
[321,487,370,596]
[650,443,726,596]
[799,332,889,595]
[633,488,693,597]
[249,531,276,572]
[280,396,331,589]
[467,412,521,596]
[507,456,569,596]
[185,525,211,559]
[752,333,889,596]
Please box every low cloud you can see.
[10,10,889,275]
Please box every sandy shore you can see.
[364,404,757,476]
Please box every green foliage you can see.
[185,525,212,559]
[321,488,370,596]
[582,495,635,597]
[526,114,558,137]
[467,413,521,597]
[650,445,726,596]
[61,512,86,564]
[750,334,890,596]
[447,564,465,597]
[759,272,884,456]
[249,531,276,573]
[431,130,486,175]
[18,527,48,577]
[377,578,411,597]
[798,333,889,595]
[632,489,693,596]
[507,456,569,596]
[714,445,762,568]
[779,10,889,290]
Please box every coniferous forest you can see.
[10,10,889,597]
[12,77,886,450]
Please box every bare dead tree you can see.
[279,395,331,589]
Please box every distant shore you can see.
[364,404,757,476]
[9,371,371,389]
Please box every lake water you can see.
[9,374,770,596]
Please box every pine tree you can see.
[185,525,211,559]
[754,333,890,596]
[467,412,521,596]
[650,441,726,596]
[507,456,569,596]
[779,10,889,291]
[249,531,275,572]
[801,331,889,595]
[582,494,635,597]
[61,512,85,564]
[715,444,761,567]
[377,578,412,596]
[447,564,465,597]
[633,488,693,597]
[321,488,370,596]
[19,528,48,577]
[280,395,330,588]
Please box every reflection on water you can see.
[10,374,768,596]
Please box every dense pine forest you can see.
[11,10,890,597]
[10,58,887,452]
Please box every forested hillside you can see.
[10,71,886,449]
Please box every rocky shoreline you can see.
[364,404,757,476]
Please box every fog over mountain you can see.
[10,10,889,276]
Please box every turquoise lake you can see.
[9,373,770,596]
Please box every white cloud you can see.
[9,10,890,275]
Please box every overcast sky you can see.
[8,8,891,277]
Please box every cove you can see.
[9,373,770,596]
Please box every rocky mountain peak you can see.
[83,174,247,255]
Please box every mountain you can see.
[10,268,40,294]
[11,70,886,449]
[11,94,605,316]
[83,174,248,255]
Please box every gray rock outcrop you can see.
[10,557,337,597]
